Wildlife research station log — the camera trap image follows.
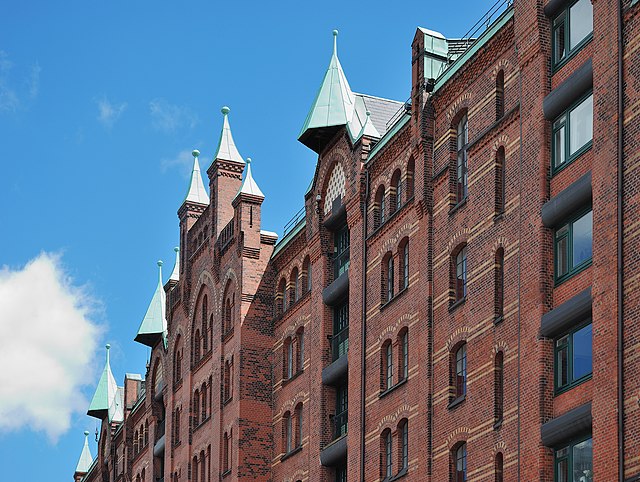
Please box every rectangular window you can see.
[385,431,393,478]
[386,343,393,390]
[554,209,592,282]
[555,322,592,392]
[335,384,348,439]
[555,437,592,482]
[334,225,350,278]
[552,0,593,68]
[456,116,469,203]
[287,341,293,379]
[402,243,409,290]
[332,302,349,360]
[387,256,395,301]
[402,331,409,380]
[401,421,408,470]
[552,93,593,171]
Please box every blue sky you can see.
[0,0,495,479]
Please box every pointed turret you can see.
[299,30,356,152]
[356,110,381,140]
[87,344,118,420]
[74,431,94,481]
[214,106,245,164]
[184,150,209,205]
[134,261,167,348]
[233,157,264,251]
[207,106,246,237]
[169,247,179,283]
[234,158,264,201]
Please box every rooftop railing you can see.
[283,206,306,237]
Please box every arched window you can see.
[283,411,292,454]
[194,329,201,362]
[495,452,504,482]
[494,248,504,321]
[201,295,208,352]
[382,252,394,303]
[224,357,233,402]
[452,245,468,303]
[381,429,393,479]
[201,383,207,421]
[398,328,409,381]
[296,327,305,373]
[139,425,144,449]
[284,337,294,379]
[391,169,402,212]
[454,114,469,204]
[399,238,409,291]
[193,390,200,427]
[381,340,393,391]
[374,185,386,229]
[193,455,199,482]
[407,158,415,199]
[496,70,504,120]
[223,430,231,473]
[294,402,303,448]
[174,408,181,445]
[302,256,311,294]
[291,267,300,303]
[200,449,206,482]
[495,147,505,215]
[134,430,139,454]
[398,419,409,471]
[277,278,287,315]
[452,442,467,482]
[174,335,183,383]
[453,343,467,400]
[144,420,148,446]
[495,352,504,425]
[223,281,234,335]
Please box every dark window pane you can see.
[573,324,592,381]
[556,336,569,388]
[553,14,566,62]
[554,120,566,168]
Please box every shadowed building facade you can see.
[73,0,640,481]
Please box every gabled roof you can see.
[234,158,264,200]
[87,345,118,419]
[134,261,167,348]
[184,150,209,205]
[214,106,244,164]
[169,247,179,282]
[75,431,93,474]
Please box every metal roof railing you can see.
[282,206,306,237]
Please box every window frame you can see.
[554,435,593,482]
[454,343,467,401]
[553,207,593,284]
[551,0,594,71]
[554,319,593,394]
[454,442,467,482]
[455,115,469,205]
[551,91,593,175]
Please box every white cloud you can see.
[149,98,198,132]
[0,51,41,112]
[160,148,197,179]
[0,253,102,441]
[97,96,127,128]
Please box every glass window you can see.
[401,331,409,380]
[387,256,395,301]
[287,340,293,379]
[555,437,592,482]
[402,242,409,290]
[456,115,469,203]
[552,0,593,67]
[455,246,468,302]
[335,225,350,278]
[333,301,349,360]
[555,210,592,281]
[455,344,467,399]
[400,420,409,471]
[455,443,467,482]
[555,322,592,391]
[386,343,393,389]
[552,94,593,171]
[385,430,393,478]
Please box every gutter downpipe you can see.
[360,164,370,482]
[617,0,624,480]
[517,45,522,482]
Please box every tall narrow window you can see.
[386,342,393,389]
[407,158,415,199]
[302,256,311,294]
[334,224,350,278]
[201,383,207,421]
[295,403,303,448]
[454,344,467,400]
[286,337,294,379]
[387,255,395,301]
[383,429,393,478]
[333,301,349,361]
[399,419,409,471]
[555,322,593,391]
[194,330,201,362]
[495,147,505,215]
[193,390,200,427]
[374,185,385,229]
[453,245,468,303]
[454,443,467,482]
[291,267,299,303]
[391,169,402,212]
[495,248,504,321]
[202,296,208,352]
[296,328,305,373]
[284,411,292,453]
[494,352,504,425]
[496,70,504,120]
[495,452,504,482]
[399,329,409,381]
[223,432,230,473]
[554,209,593,281]
[400,239,409,291]
[456,115,469,203]
[555,437,592,482]
[193,456,199,482]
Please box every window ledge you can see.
[493,419,503,430]
[448,297,466,313]
[280,445,303,462]
[554,259,592,287]
[494,315,504,326]
[173,379,183,392]
[449,197,467,216]
[552,34,593,74]
[193,415,211,433]
[384,467,408,482]
[191,349,212,373]
[282,369,303,386]
[367,197,415,241]
[379,377,408,399]
[380,287,408,311]
[493,212,505,223]
[447,395,466,410]
[222,396,233,407]
[554,373,593,396]
[173,440,181,448]
[221,469,231,478]
[221,328,235,343]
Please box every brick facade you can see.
[75,1,640,481]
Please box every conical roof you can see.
[134,261,167,348]
[184,150,209,205]
[356,111,381,140]
[299,30,355,152]
[75,431,93,474]
[87,345,118,419]
[214,106,244,164]
[169,247,179,282]
[234,158,264,200]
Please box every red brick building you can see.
[73,0,640,480]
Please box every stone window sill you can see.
[447,395,466,410]
[379,377,408,399]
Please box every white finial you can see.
[105,344,110,364]
[246,157,252,165]
[221,106,230,115]
[174,246,179,252]
[192,149,200,158]
[157,260,163,284]
[84,430,89,437]
[333,29,339,55]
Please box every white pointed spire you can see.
[357,111,381,139]
[169,247,179,282]
[235,157,264,200]
[214,106,245,164]
[184,150,209,205]
[298,29,356,148]
[75,431,94,474]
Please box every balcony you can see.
[320,410,348,467]
[322,269,349,306]
[322,327,349,385]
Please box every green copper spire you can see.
[213,106,244,164]
[75,431,93,474]
[134,261,167,348]
[234,157,264,200]
[169,247,179,283]
[298,30,356,152]
[356,111,381,140]
[184,150,209,205]
[87,344,118,419]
